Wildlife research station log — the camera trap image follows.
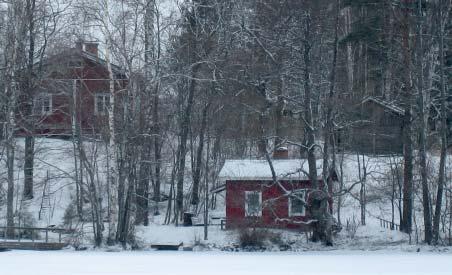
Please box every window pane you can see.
[34,95,51,115]
[245,191,261,216]
[290,191,305,216]
[291,198,304,213]
[96,94,110,114]
[34,98,43,114]
[44,98,51,112]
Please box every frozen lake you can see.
[0,250,450,275]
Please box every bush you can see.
[238,228,282,249]
[67,225,87,250]
[345,215,359,239]
[63,201,77,229]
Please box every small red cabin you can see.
[218,152,332,231]
[16,40,127,137]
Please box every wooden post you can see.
[45,230,48,243]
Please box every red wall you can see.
[226,180,330,231]
[21,52,126,137]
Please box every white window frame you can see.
[244,191,262,217]
[94,93,110,115]
[33,93,53,115]
[289,189,306,217]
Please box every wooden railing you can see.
[0,226,72,243]
[377,218,400,231]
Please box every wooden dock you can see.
[151,242,183,251]
[0,226,70,251]
[0,242,66,250]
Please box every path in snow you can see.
[0,250,450,275]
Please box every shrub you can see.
[63,201,77,229]
[238,228,282,249]
[345,215,359,239]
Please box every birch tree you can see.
[2,1,22,238]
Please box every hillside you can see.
[1,138,450,251]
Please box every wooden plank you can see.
[0,242,66,251]
[0,226,71,232]
[150,243,183,251]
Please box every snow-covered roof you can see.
[36,47,125,75]
[362,97,404,116]
[218,159,323,181]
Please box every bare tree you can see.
[415,0,432,244]
[433,0,450,244]
[400,0,414,234]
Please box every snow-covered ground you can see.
[1,138,451,250]
[0,250,450,275]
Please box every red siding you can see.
[19,53,127,137]
[226,179,330,231]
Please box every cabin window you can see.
[245,191,262,217]
[95,94,110,115]
[289,189,306,217]
[33,94,52,115]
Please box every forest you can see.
[0,0,451,252]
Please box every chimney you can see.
[83,42,99,57]
[273,146,289,159]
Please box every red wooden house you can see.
[18,41,127,137]
[218,148,332,231]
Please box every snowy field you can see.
[0,250,451,275]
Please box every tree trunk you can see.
[175,65,198,223]
[416,0,433,244]
[358,153,366,226]
[337,153,344,225]
[203,127,211,241]
[6,109,15,238]
[191,102,209,206]
[302,12,333,245]
[22,0,36,201]
[152,13,162,215]
[153,86,161,214]
[303,14,318,190]
[400,1,413,234]
[323,0,339,185]
[71,79,84,219]
[4,2,20,239]
[136,142,150,224]
[274,76,284,147]
[23,136,34,199]
[78,140,103,246]
[433,1,447,244]
[104,32,118,245]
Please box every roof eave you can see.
[220,176,314,181]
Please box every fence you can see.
[0,226,71,243]
[377,217,399,231]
